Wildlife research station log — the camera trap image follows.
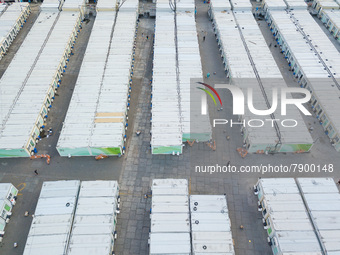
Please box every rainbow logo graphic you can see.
[196,82,222,106]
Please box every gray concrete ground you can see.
[0,1,340,255]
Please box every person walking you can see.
[227,161,231,167]
[34,170,38,175]
[203,36,206,41]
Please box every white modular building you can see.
[297,178,340,254]
[23,180,80,255]
[151,0,182,155]
[318,8,340,44]
[67,181,120,255]
[149,179,191,255]
[209,0,313,153]
[264,3,340,151]
[0,182,18,206]
[312,0,340,13]
[266,3,340,151]
[0,183,18,238]
[57,0,138,157]
[0,2,82,158]
[190,195,235,254]
[0,3,31,60]
[254,178,322,255]
[151,0,212,154]
[177,2,211,143]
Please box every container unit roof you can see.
[176,0,195,12]
[313,0,340,9]
[23,180,80,255]
[40,0,62,10]
[156,0,174,11]
[0,11,80,156]
[150,213,190,233]
[151,195,189,214]
[256,178,300,198]
[62,0,87,11]
[212,8,313,151]
[229,0,252,11]
[177,8,212,142]
[283,0,307,9]
[57,7,137,156]
[190,195,234,255]
[149,232,191,255]
[263,0,306,10]
[297,178,340,254]
[151,179,189,196]
[67,181,119,255]
[0,3,29,43]
[96,0,116,11]
[119,0,139,12]
[270,231,322,255]
[209,0,231,12]
[151,10,182,153]
[263,0,288,11]
[267,10,340,141]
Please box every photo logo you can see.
[196,82,223,107]
[199,83,311,117]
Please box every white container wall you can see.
[0,3,31,60]
[0,4,82,158]
[264,1,340,151]
[67,181,120,255]
[23,180,80,255]
[254,178,322,255]
[0,183,18,238]
[149,179,191,255]
[0,183,18,206]
[0,4,7,15]
[209,0,313,153]
[312,0,339,13]
[318,9,340,44]
[57,0,138,157]
[190,195,235,254]
[297,178,340,254]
